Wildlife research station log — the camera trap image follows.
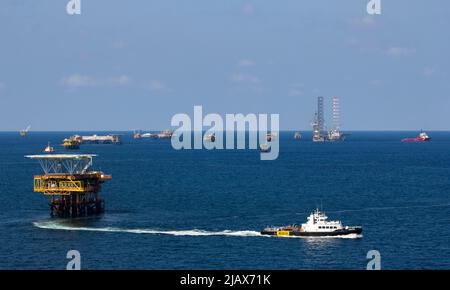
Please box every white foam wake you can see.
[33,221,261,237]
[306,233,363,239]
[33,221,363,239]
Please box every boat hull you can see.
[261,227,362,237]
[401,138,431,142]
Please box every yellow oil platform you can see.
[62,137,81,149]
[25,154,112,218]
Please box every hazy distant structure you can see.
[317,96,324,131]
[312,97,326,142]
[327,96,345,141]
[20,125,31,137]
[312,96,345,142]
[332,96,340,131]
[312,112,325,142]
[312,99,324,142]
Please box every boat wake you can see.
[33,221,261,237]
[33,221,362,239]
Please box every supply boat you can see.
[43,142,55,153]
[261,209,362,237]
[401,131,431,142]
[204,132,216,142]
[260,143,270,152]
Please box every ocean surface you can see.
[0,131,449,270]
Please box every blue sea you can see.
[0,131,449,269]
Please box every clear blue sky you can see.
[0,0,449,131]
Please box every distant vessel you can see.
[43,142,55,153]
[133,130,142,139]
[266,132,277,142]
[294,132,302,140]
[327,129,345,142]
[260,144,270,152]
[20,125,31,137]
[80,134,122,144]
[261,209,362,237]
[135,130,174,139]
[141,133,157,138]
[402,131,431,142]
[156,130,173,139]
[134,129,160,139]
[204,132,216,142]
[63,138,81,149]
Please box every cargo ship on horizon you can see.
[401,131,431,142]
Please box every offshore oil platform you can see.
[63,136,81,149]
[133,130,173,139]
[79,134,122,144]
[61,134,121,150]
[20,125,31,137]
[25,154,111,218]
[312,96,345,142]
[312,96,326,142]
